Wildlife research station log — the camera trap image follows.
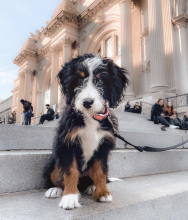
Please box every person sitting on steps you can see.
[38,104,55,125]
[181,110,188,130]
[124,101,131,112]
[127,102,142,114]
[164,101,176,125]
[151,98,179,130]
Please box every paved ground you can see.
[1,171,188,220]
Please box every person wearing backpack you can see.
[20,99,33,125]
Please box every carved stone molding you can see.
[78,0,110,25]
[141,27,149,38]
[61,37,73,46]
[36,91,42,96]
[37,42,51,57]
[13,50,37,66]
[51,45,61,54]
[41,11,78,37]
[18,71,25,78]
[96,12,105,24]
[172,13,188,29]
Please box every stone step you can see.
[1,171,188,220]
[1,149,188,194]
[1,123,188,150]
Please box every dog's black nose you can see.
[83,99,94,109]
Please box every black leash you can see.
[114,133,188,152]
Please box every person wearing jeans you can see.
[25,109,32,125]
[20,99,33,126]
[151,98,179,129]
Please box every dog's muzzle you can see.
[83,99,94,109]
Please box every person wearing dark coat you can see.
[151,98,178,129]
[20,99,33,125]
[182,111,188,130]
[124,101,131,112]
[38,104,55,124]
[127,102,142,114]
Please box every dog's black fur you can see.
[43,54,129,199]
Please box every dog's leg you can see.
[44,166,63,198]
[59,158,80,209]
[89,160,112,202]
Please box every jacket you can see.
[151,103,164,122]
[164,107,175,116]
[124,104,131,111]
[183,115,188,128]
[132,105,142,114]
[47,108,55,119]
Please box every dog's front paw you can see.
[59,194,81,210]
[45,187,63,198]
[94,190,113,203]
[100,194,113,202]
[84,185,96,195]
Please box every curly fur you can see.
[43,54,129,208]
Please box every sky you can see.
[0,0,61,101]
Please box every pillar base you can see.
[149,84,169,94]
[124,92,136,100]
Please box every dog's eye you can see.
[79,72,85,78]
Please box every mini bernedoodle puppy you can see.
[43,54,129,209]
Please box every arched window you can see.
[106,37,113,58]
[117,36,121,56]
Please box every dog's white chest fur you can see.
[78,116,110,169]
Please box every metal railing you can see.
[166,94,188,108]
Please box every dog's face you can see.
[57,54,129,115]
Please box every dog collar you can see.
[93,107,110,122]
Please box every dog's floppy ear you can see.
[57,54,95,105]
[57,58,78,105]
[104,59,130,108]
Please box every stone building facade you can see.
[0,96,13,123]
[10,0,188,123]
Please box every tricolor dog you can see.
[43,54,129,209]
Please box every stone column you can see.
[148,0,169,93]
[63,38,72,63]
[50,46,59,109]
[161,0,177,92]
[36,91,42,124]
[32,72,37,124]
[172,9,188,93]
[24,69,32,101]
[16,72,25,124]
[120,0,135,98]
[59,38,72,110]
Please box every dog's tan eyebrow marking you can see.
[80,72,85,78]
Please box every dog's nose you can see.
[83,99,94,109]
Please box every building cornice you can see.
[78,0,110,24]
[11,86,19,93]
[13,49,37,66]
[37,42,51,57]
[41,10,78,37]
[172,13,188,30]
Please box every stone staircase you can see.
[0,110,188,219]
